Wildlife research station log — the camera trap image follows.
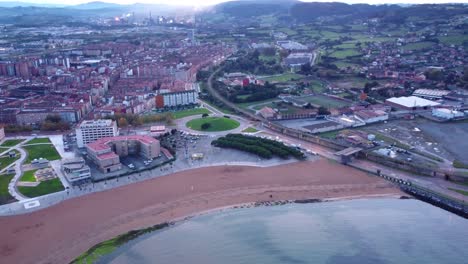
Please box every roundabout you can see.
[186,117,240,132]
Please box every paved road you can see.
[7,146,28,201]
[204,66,468,203]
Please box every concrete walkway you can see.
[7,146,28,201]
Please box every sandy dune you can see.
[0,159,402,264]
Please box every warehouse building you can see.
[385,96,440,110]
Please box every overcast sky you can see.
[1,0,466,7]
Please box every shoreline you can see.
[0,159,403,264]
[88,193,408,264]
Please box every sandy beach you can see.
[0,159,403,264]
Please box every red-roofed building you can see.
[86,135,160,173]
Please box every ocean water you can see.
[105,199,468,264]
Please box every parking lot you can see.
[164,130,314,171]
[363,119,467,163]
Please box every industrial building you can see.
[284,53,313,68]
[86,135,160,173]
[413,89,450,100]
[76,119,118,148]
[385,96,440,110]
[432,108,465,120]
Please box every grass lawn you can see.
[172,108,211,119]
[0,150,20,171]
[0,174,15,205]
[259,54,279,63]
[186,117,240,132]
[23,144,61,163]
[318,130,341,139]
[439,35,468,46]
[26,137,51,144]
[1,139,25,147]
[237,98,280,111]
[302,95,350,108]
[20,169,37,182]
[307,80,327,93]
[18,178,64,198]
[242,127,259,133]
[402,41,435,51]
[448,188,468,196]
[259,73,303,82]
[328,49,362,59]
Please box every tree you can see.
[318,106,330,115]
[202,113,209,118]
[118,117,128,127]
[300,63,312,74]
[201,123,211,130]
[45,114,62,123]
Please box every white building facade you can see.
[76,119,118,148]
[432,108,465,120]
[162,90,198,108]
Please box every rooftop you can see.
[87,135,159,153]
[386,96,440,108]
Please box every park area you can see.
[0,139,25,147]
[172,108,211,119]
[258,73,303,83]
[186,117,240,132]
[18,178,64,198]
[302,95,351,108]
[26,137,52,144]
[23,144,61,163]
[20,169,38,182]
[0,173,15,205]
[0,150,20,171]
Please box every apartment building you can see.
[155,90,198,109]
[76,119,118,148]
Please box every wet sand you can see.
[0,159,402,264]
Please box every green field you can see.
[237,98,280,111]
[318,130,341,139]
[328,49,362,59]
[402,41,435,51]
[0,139,25,147]
[26,138,51,144]
[302,95,351,108]
[259,73,303,82]
[259,54,279,63]
[0,150,20,171]
[307,80,327,93]
[186,117,240,132]
[0,174,15,205]
[172,108,211,119]
[20,169,37,182]
[333,61,361,69]
[23,144,61,163]
[18,178,64,198]
[439,35,468,46]
[242,127,259,133]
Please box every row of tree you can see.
[105,113,174,128]
[211,134,305,160]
